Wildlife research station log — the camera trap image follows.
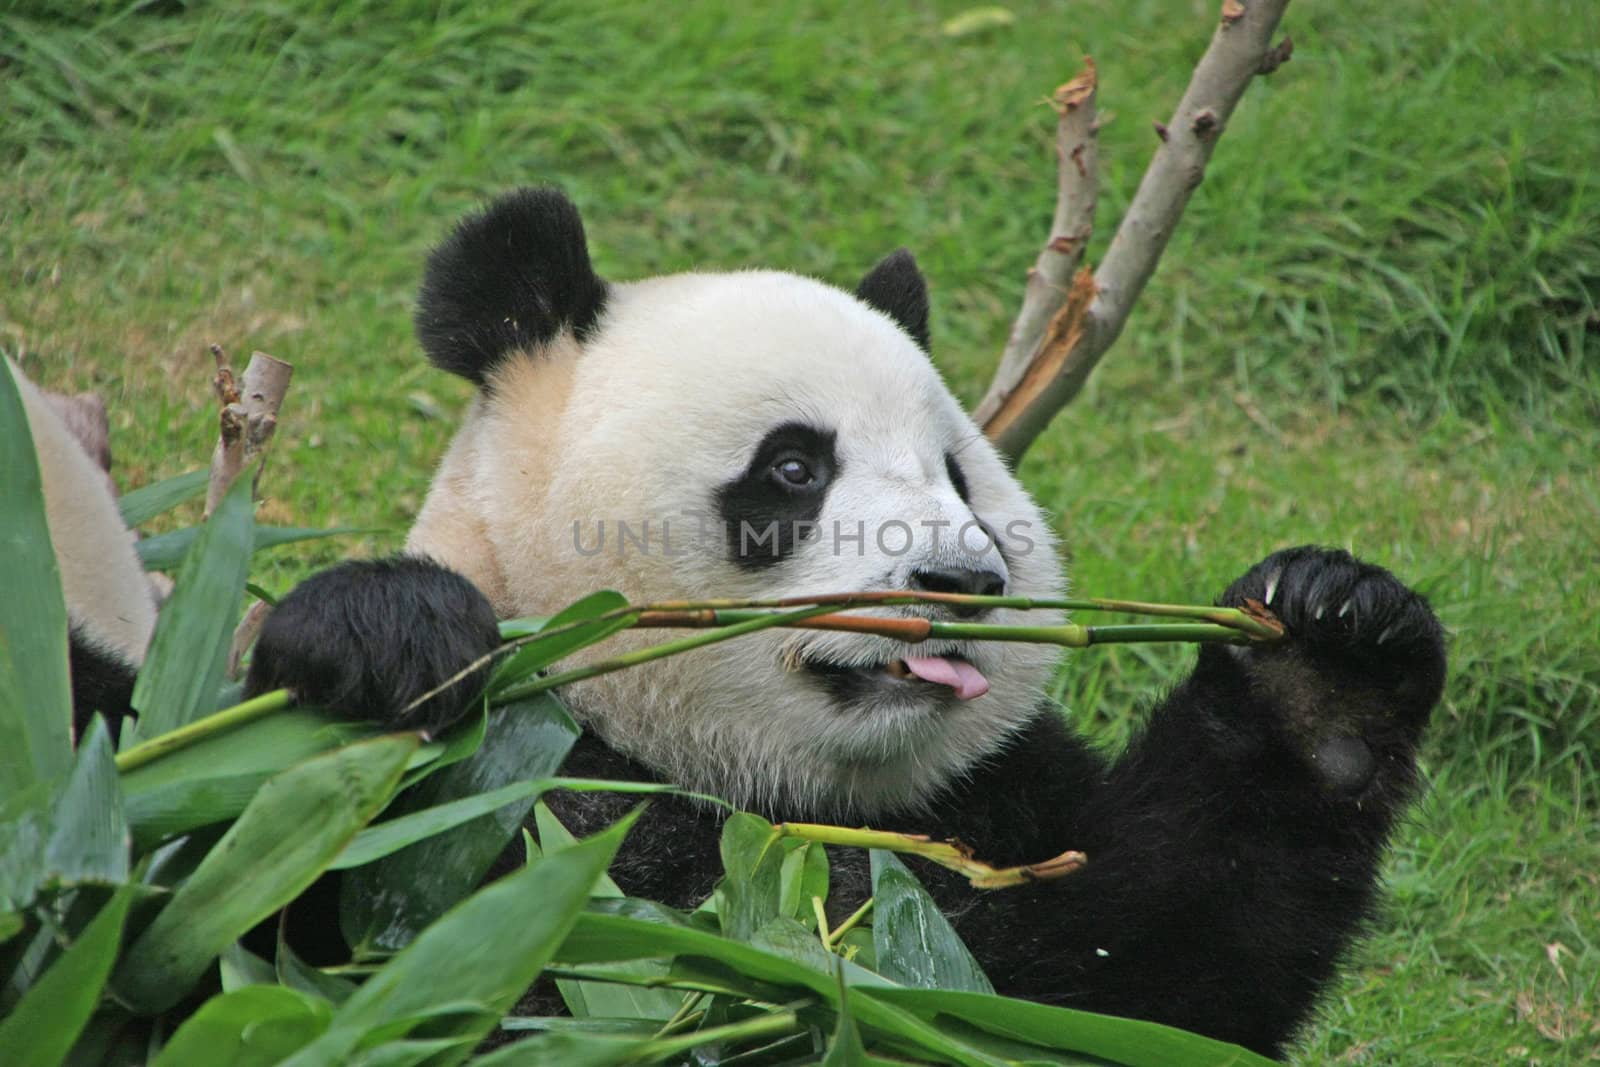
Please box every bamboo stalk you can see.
[633,609,1272,648]
[113,587,1280,773]
[501,589,1283,651]
[825,896,875,949]
[774,822,1085,890]
[490,602,849,705]
[114,686,293,773]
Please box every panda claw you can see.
[1263,567,1282,606]
[1376,623,1396,645]
[1338,598,1353,618]
[1313,603,1325,621]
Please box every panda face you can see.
[412,270,1063,817]
[405,191,1063,817]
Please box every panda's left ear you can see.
[855,248,930,351]
[415,187,608,387]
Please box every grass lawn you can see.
[4,0,1597,1062]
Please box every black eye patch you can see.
[715,422,838,571]
[945,453,971,504]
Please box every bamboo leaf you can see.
[534,802,684,1022]
[862,987,1280,1067]
[556,909,894,998]
[345,1037,475,1066]
[333,778,677,871]
[0,778,54,911]
[489,590,632,694]
[844,990,1012,1067]
[113,734,416,1012]
[778,839,829,927]
[128,470,256,743]
[870,851,993,994]
[135,523,365,572]
[0,885,134,1067]
[220,941,278,991]
[555,911,1024,1066]
[0,359,72,794]
[468,1032,664,1067]
[276,926,357,1005]
[472,1008,801,1066]
[121,709,377,849]
[149,985,333,1067]
[715,812,785,942]
[821,975,868,1067]
[283,809,639,1066]
[43,715,129,888]
[395,702,486,791]
[116,467,206,528]
[339,694,578,958]
[751,915,839,973]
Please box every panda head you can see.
[407,189,1064,818]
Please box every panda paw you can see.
[245,556,501,737]
[1210,546,1446,795]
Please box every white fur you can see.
[8,359,155,666]
[410,272,1064,818]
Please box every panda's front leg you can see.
[1204,544,1448,803]
[244,556,502,736]
[927,546,1446,1057]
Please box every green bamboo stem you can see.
[633,1010,799,1059]
[491,602,849,705]
[933,620,1265,646]
[824,895,875,949]
[116,589,1274,773]
[498,589,1281,652]
[633,609,1271,647]
[811,896,832,946]
[114,687,293,773]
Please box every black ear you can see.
[855,248,930,351]
[414,187,608,386]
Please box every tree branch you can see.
[203,345,292,680]
[205,346,293,518]
[980,0,1293,461]
[974,58,1099,430]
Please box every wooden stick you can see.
[975,58,1099,431]
[204,346,293,518]
[979,1,1293,461]
[203,345,292,677]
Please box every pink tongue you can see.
[901,656,990,700]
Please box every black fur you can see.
[855,248,930,351]
[68,627,138,742]
[944,452,971,504]
[244,556,501,737]
[714,421,838,571]
[414,187,608,386]
[485,545,1444,1057]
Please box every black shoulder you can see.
[414,187,609,386]
[855,248,930,351]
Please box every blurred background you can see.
[3,2,1596,1061]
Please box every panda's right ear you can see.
[414,187,608,386]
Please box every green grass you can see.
[4,0,1597,1062]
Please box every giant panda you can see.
[245,188,1448,1057]
[6,358,155,738]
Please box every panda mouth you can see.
[803,653,991,702]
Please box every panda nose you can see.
[910,566,1006,616]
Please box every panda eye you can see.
[773,457,815,488]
